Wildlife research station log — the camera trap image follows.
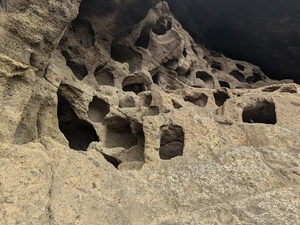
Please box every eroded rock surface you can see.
[1,1,300,224]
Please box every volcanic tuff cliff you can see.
[0,0,300,224]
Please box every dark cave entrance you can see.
[242,100,276,124]
[57,90,99,150]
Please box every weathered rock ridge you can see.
[0,1,300,224]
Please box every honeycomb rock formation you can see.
[1,1,300,224]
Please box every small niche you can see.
[152,16,171,35]
[61,51,88,81]
[135,26,151,49]
[105,117,137,149]
[262,86,281,92]
[246,72,264,84]
[87,97,110,123]
[152,72,159,84]
[183,49,187,57]
[242,100,276,124]
[163,58,178,70]
[72,18,95,48]
[235,63,245,71]
[211,62,222,70]
[123,83,145,94]
[210,51,222,57]
[94,66,114,86]
[196,71,214,88]
[172,99,183,109]
[138,94,152,107]
[219,81,230,88]
[122,76,147,94]
[57,91,99,150]
[184,94,208,107]
[229,70,245,82]
[159,125,184,160]
[213,91,229,107]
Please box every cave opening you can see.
[219,81,230,88]
[57,90,99,150]
[184,94,208,107]
[213,91,229,107]
[196,71,214,88]
[229,70,245,82]
[104,117,138,149]
[159,125,184,160]
[135,26,151,49]
[242,100,276,124]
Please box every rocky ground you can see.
[1,1,300,224]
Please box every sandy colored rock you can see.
[0,0,300,224]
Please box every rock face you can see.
[167,0,300,83]
[1,1,300,224]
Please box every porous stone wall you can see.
[1,1,300,224]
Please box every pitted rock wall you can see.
[1,1,300,224]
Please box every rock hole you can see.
[57,91,99,150]
[213,91,229,107]
[87,97,110,123]
[262,86,281,92]
[219,81,230,88]
[172,99,183,109]
[61,51,88,80]
[159,125,184,160]
[191,45,198,56]
[235,63,245,71]
[152,16,171,35]
[183,49,187,57]
[138,94,152,107]
[123,83,146,94]
[122,76,147,94]
[94,66,114,86]
[148,106,160,116]
[163,58,178,70]
[152,72,159,84]
[135,26,151,49]
[111,41,142,73]
[242,100,276,124]
[211,62,222,70]
[210,51,222,57]
[104,117,137,149]
[246,72,264,84]
[72,18,95,48]
[196,71,214,88]
[184,94,208,107]
[229,70,245,82]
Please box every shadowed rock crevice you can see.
[57,90,99,150]
[242,100,276,124]
[159,125,184,160]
